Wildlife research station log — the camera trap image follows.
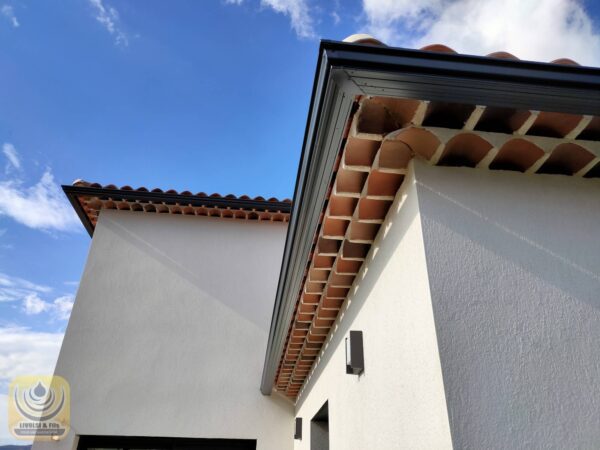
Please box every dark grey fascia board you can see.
[324,40,600,115]
[63,185,292,238]
[63,186,96,236]
[260,40,600,396]
[260,46,355,394]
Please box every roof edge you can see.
[64,184,292,237]
[260,38,600,397]
[259,41,354,394]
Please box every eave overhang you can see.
[64,184,291,237]
[260,40,600,397]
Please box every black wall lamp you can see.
[345,330,364,375]
[294,417,302,440]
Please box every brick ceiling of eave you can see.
[72,181,291,230]
[275,80,600,400]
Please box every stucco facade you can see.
[294,165,453,450]
[417,162,600,449]
[294,160,600,449]
[35,161,600,450]
[38,210,293,450]
[37,160,600,450]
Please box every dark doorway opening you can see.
[78,435,256,450]
[310,401,329,450]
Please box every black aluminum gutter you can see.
[63,184,292,237]
[260,39,600,396]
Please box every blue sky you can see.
[0,0,599,444]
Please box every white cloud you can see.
[262,0,315,38]
[227,0,316,39]
[1,4,19,28]
[0,274,50,292]
[88,0,129,46]
[3,142,21,171]
[52,295,75,321]
[0,326,64,445]
[0,271,51,303]
[0,272,75,320]
[0,326,63,389]
[22,294,74,320]
[0,169,80,232]
[361,0,600,67]
[331,10,341,25]
[22,293,75,320]
[22,293,50,315]
[0,144,79,233]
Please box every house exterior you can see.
[35,35,600,450]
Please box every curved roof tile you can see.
[274,42,599,396]
[64,181,292,236]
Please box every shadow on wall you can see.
[414,163,600,449]
[297,171,422,407]
[416,166,600,310]
[99,212,286,329]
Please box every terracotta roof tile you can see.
[275,35,600,400]
[344,33,584,66]
[65,181,291,236]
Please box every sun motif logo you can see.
[8,375,70,441]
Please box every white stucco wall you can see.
[295,160,600,449]
[294,166,453,450]
[415,161,600,449]
[38,210,293,450]
[35,160,600,450]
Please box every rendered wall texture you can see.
[34,161,600,450]
[294,167,453,450]
[297,160,600,449]
[40,211,293,450]
[416,161,600,449]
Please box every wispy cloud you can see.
[2,143,20,172]
[226,0,316,39]
[0,271,75,321]
[22,293,50,315]
[88,0,129,46]
[361,0,600,67]
[51,295,75,321]
[0,169,80,232]
[22,293,74,320]
[262,0,315,38]
[331,10,341,25]
[0,272,51,303]
[0,144,79,233]
[1,4,19,28]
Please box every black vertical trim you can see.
[294,417,303,440]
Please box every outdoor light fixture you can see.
[345,330,364,375]
[294,417,302,440]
